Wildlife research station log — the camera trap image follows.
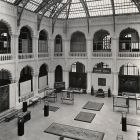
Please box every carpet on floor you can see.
[44,122,105,140]
[121,118,140,127]
[83,101,104,111]
[74,111,96,123]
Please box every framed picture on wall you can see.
[98,78,106,86]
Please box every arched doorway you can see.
[0,69,11,113]
[69,62,87,89]
[119,63,140,94]
[38,64,48,89]
[55,65,63,82]
[19,66,33,98]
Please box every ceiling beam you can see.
[66,1,71,20]
[52,0,72,34]
[34,0,50,13]
[37,0,62,31]
[17,0,30,27]
[110,0,116,32]
[132,0,140,13]
[14,0,23,6]
[79,0,90,33]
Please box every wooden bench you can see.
[113,95,129,112]
[0,108,20,123]
[29,96,41,106]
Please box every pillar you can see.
[63,70,69,89]
[112,71,119,96]
[86,38,92,59]
[48,38,54,60]
[32,36,38,60]
[63,39,70,59]
[48,70,54,88]
[87,71,92,94]
[112,36,119,96]
[33,72,39,95]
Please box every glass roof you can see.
[1,0,140,19]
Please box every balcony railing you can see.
[0,54,13,61]
[18,53,34,59]
[118,52,140,57]
[69,52,87,57]
[54,52,64,57]
[38,52,49,58]
[92,52,112,57]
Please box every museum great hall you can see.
[0,0,140,140]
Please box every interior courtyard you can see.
[0,0,140,140]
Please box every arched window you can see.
[70,31,86,52]
[54,35,62,52]
[38,30,48,52]
[119,28,139,52]
[0,22,11,54]
[18,27,32,53]
[93,30,111,51]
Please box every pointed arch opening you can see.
[93,30,111,52]
[19,66,33,97]
[119,28,140,52]
[18,26,32,53]
[119,63,140,93]
[55,65,63,82]
[39,64,48,90]
[38,30,48,53]
[54,35,62,52]
[69,62,87,89]
[0,21,11,54]
[70,31,86,52]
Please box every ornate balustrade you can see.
[0,54,13,61]
[54,52,64,57]
[38,52,49,58]
[118,52,140,57]
[18,53,34,59]
[69,52,87,57]
[92,52,112,57]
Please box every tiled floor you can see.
[0,94,140,140]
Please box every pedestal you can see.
[122,112,127,131]
[44,102,49,117]
[18,117,24,136]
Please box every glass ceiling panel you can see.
[86,0,112,17]
[114,0,139,14]
[2,0,16,3]
[1,0,140,19]
[25,0,43,12]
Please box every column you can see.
[86,38,92,59]
[63,39,70,59]
[112,36,119,96]
[112,71,118,96]
[33,72,39,95]
[48,70,54,88]
[63,70,69,89]
[87,71,92,94]
[12,34,19,60]
[32,36,38,60]
[48,38,54,60]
